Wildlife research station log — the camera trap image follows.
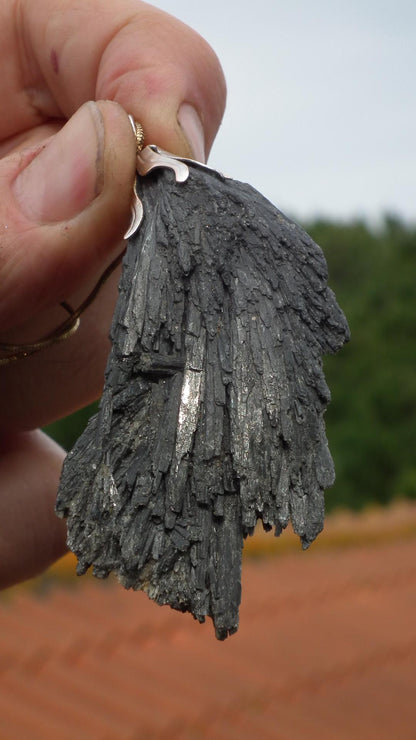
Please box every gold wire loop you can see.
[128,115,145,153]
[0,250,126,366]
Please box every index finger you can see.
[3,0,226,157]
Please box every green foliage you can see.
[44,402,99,451]
[45,215,416,512]
[306,215,416,511]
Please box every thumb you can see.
[0,100,136,333]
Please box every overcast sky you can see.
[155,0,415,224]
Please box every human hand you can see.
[0,0,226,586]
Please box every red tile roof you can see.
[1,503,416,739]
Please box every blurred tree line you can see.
[45,215,416,512]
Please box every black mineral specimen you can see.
[56,155,350,639]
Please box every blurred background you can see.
[3,4,414,738]
[46,0,416,515]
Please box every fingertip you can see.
[177,103,206,162]
[0,101,136,330]
[93,98,137,194]
[96,6,226,160]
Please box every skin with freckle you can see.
[50,48,59,75]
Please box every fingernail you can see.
[177,103,206,163]
[14,102,104,223]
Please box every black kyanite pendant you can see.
[56,147,349,639]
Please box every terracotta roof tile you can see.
[1,504,416,739]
